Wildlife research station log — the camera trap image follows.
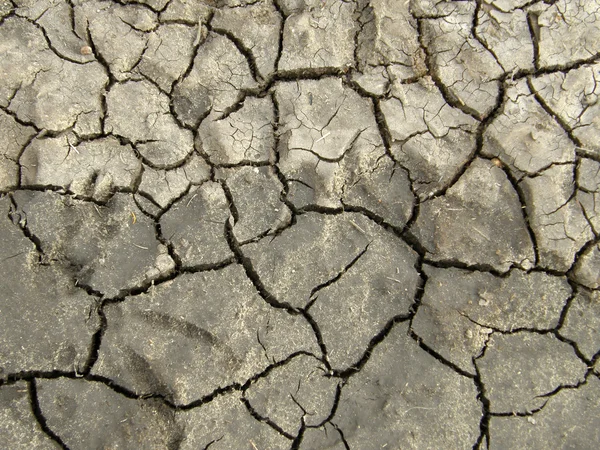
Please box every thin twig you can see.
[349,220,366,234]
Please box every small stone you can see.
[491,158,503,168]
[80,45,93,55]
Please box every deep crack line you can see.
[2,1,600,448]
[28,379,70,450]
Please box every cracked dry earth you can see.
[1,0,600,449]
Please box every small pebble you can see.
[80,45,93,55]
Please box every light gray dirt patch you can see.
[35,0,92,64]
[159,182,233,268]
[211,1,281,80]
[136,23,197,92]
[177,391,290,450]
[520,164,594,272]
[137,165,191,209]
[576,157,600,233]
[76,0,155,81]
[0,382,59,449]
[482,79,576,178]
[159,0,212,23]
[105,80,194,167]
[420,1,503,118]
[489,375,600,450]
[338,150,415,229]
[572,243,600,289]
[278,0,356,71]
[0,16,55,106]
[0,196,98,375]
[476,332,587,414]
[531,62,600,156]
[36,378,180,450]
[8,56,107,133]
[20,135,142,202]
[299,424,347,450]
[536,0,600,68]
[216,165,291,242]
[475,6,534,73]
[412,265,571,373]
[382,80,478,199]
[244,354,339,436]
[333,322,481,449]
[3,0,600,447]
[559,289,600,361]
[277,78,415,220]
[411,158,535,271]
[93,265,319,404]
[11,190,171,297]
[0,110,36,191]
[197,96,275,165]
[172,32,257,127]
[243,212,417,310]
[309,236,420,370]
[355,0,421,73]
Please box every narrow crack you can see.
[408,329,476,379]
[224,218,299,311]
[7,193,45,262]
[79,304,107,376]
[209,23,262,82]
[526,10,541,70]
[472,354,491,450]
[241,397,294,440]
[331,314,412,378]
[306,244,369,309]
[29,379,70,450]
[2,1,600,447]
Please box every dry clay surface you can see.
[1,0,600,449]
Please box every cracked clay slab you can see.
[244,354,339,436]
[20,135,142,202]
[0,196,98,376]
[476,332,587,414]
[11,191,173,297]
[489,375,600,449]
[412,265,571,373]
[559,289,600,361]
[177,391,290,450]
[159,181,232,268]
[0,382,59,449]
[411,158,535,272]
[520,163,594,272]
[36,378,180,450]
[278,0,356,71]
[105,80,194,167]
[93,265,318,404]
[332,322,481,449]
[216,165,291,242]
[243,212,418,310]
[308,235,420,371]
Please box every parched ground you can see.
[1,0,600,449]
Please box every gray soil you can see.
[1,0,600,449]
